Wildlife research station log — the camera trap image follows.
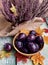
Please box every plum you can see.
[27,42,39,53]
[23,41,27,48]
[17,33,26,41]
[29,30,36,35]
[15,41,23,49]
[27,34,36,42]
[21,47,29,53]
[4,43,12,52]
[36,36,44,49]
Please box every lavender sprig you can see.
[1,0,48,26]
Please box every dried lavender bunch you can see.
[1,0,48,26]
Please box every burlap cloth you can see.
[0,0,45,37]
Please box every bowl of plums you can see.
[13,29,44,56]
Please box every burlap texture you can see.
[0,0,44,37]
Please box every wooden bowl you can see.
[13,32,44,56]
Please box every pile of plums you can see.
[15,30,44,54]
